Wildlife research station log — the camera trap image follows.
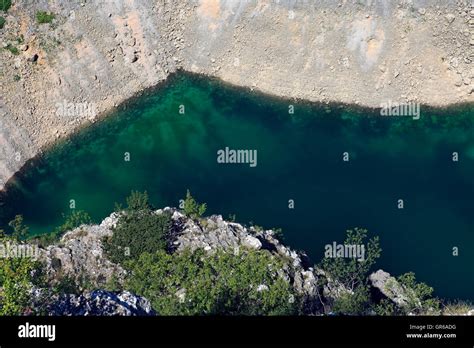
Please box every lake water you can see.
[1,73,473,300]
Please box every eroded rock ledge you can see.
[28,208,473,316]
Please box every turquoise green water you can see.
[1,73,473,300]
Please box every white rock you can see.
[172,210,184,219]
[242,235,262,250]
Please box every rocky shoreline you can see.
[18,208,471,316]
[1,0,473,190]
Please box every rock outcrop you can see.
[369,269,415,308]
[168,208,318,302]
[39,212,126,288]
[34,208,320,314]
[46,290,155,316]
[25,209,472,316]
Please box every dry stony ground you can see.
[0,0,473,190]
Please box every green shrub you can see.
[125,190,151,211]
[105,191,172,264]
[0,258,37,315]
[27,210,91,247]
[104,274,122,292]
[36,11,55,24]
[332,286,371,315]
[397,272,440,314]
[53,210,91,238]
[5,43,19,55]
[0,0,11,12]
[372,298,396,316]
[105,211,171,264]
[182,190,206,219]
[319,228,381,291]
[0,234,41,315]
[0,16,5,29]
[125,248,297,315]
[53,276,80,295]
[272,227,285,241]
[8,215,28,241]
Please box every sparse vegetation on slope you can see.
[125,248,297,315]
[36,11,55,24]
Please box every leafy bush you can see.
[8,215,28,241]
[372,298,396,316]
[4,43,19,55]
[125,190,151,211]
[104,274,122,292]
[0,0,11,12]
[0,16,5,29]
[53,276,80,295]
[397,272,440,314]
[0,257,37,315]
[0,234,41,315]
[36,11,55,24]
[182,190,206,219]
[53,210,91,238]
[27,210,91,247]
[332,286,371,315]
[319,228,381,291]
[125,248,297,315]
[104,191,172,264]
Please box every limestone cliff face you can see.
[0,0,473,190]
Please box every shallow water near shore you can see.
[1,73,473,300]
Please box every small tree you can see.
[8,215,29,241]
[319,228,381,291]
[104,191,171,264]
[126,190,151,211]
[182,190,206,219]
[53,210,92,238]
[372,298,396,316]
[332,286,371,315]
[397,272,440,314]
[318,228,381,315]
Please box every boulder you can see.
[242,235,262,250]
[369,269,419,308]
[47,290,155,316]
